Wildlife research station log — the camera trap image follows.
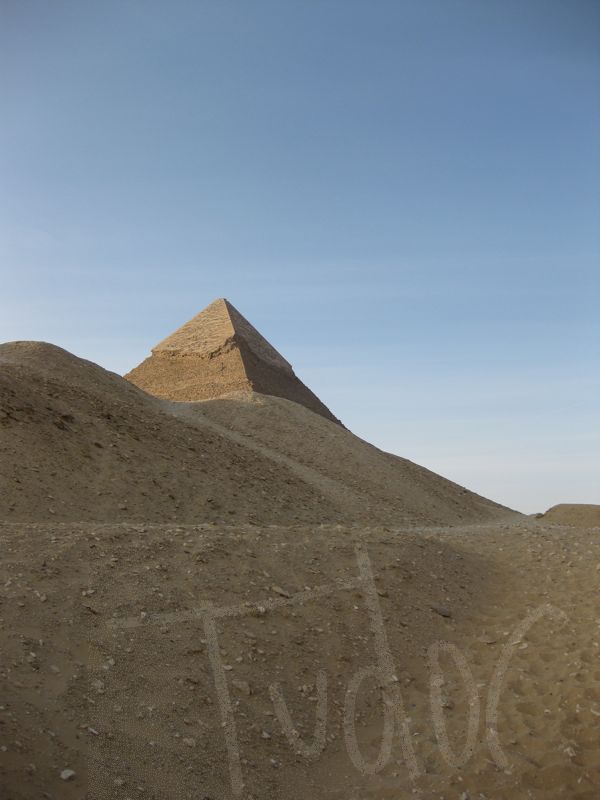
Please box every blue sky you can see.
[1,0,598,513]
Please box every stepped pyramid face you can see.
[125,298,341,424]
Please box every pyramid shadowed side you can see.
[124,299,342,424]
[236,338,342,424]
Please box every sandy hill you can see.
[0,341,511,526]
[0,341,342,525]
[125,298,341,424]
[3,337,600,800]
[540,503,600,527]
[170,391,512,526]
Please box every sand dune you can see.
[0,341,343,525]
[171,392,512,526]
[1,329,597,800]
[0,341,510,527]
[539,503,600,527]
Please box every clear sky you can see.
[1,0,599,513]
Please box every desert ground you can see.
[1,322,598,800]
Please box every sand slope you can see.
[0,342,341,525]
[540,504,600,527]
[172,392,512,526]
[0,341,598,800]
[0,342,511,526]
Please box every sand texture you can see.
[1,518,599,799]
[0,331,597,799]
[539,504,600,528]
[0,341,509,527]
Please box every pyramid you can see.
[125,298,341,424]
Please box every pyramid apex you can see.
[151,299,293,375]
[198,296,240,317]
[125,298,341,424]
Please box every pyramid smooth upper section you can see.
[125,298,341,424]
[154,298,294,375]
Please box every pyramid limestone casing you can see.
[125,299,341,424]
